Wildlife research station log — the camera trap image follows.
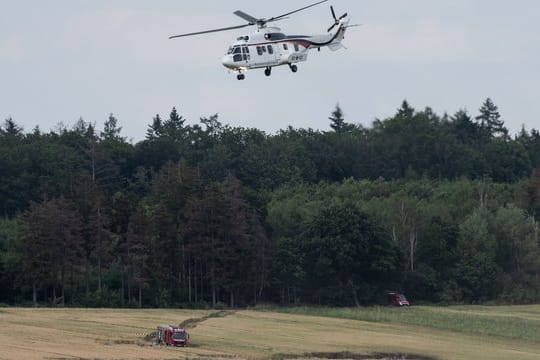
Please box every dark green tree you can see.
[476,98,507,138]
[146,114,164,140]
[302,203,399,305]
[125,206,151,307]
[101,113,124,141]
[454,208,500,302]
[162,107,187,141]
[19,197,83,306]
[1,117,24,138]
[329,104,353,133]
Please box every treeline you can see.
[1,99,540,307]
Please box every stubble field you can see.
[1,306,540,360]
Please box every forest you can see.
[1,99,540,307]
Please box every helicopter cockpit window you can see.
[267,45,274,54]
[242,47,250,60]
[233,54,243,62]
[228,46,242,55]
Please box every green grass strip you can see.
[255,305,540,343]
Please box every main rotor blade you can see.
[267,0,329,23]
[330,6,337,21]
[169,24,250,39]
[233,10,258,24]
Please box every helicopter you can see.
[169,0,356,80]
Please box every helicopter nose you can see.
[221,55,235,69]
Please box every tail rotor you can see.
[327,6,347,32]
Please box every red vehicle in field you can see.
[386,291,410,306]
[155,324,189,347]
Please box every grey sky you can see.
[1,0,539,141]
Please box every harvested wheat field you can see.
[1,307,540,360]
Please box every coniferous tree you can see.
[451,109,479,143]
[19,197,83,306]
[163,107,186,141]
[1,117,23,138]
[397,100,415,119]
[329,104,353,133]
[125,207,150,307]
[101,113,123,141]
[182,181,229,305]
[476,98,507,138]
[146,114,163,140]
[528,168,540,220]
[517,127,540,168]
[220,174,269,306]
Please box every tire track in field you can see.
[143,310,236,342]
[179,310,236,329]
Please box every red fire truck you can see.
[155,324,189,347]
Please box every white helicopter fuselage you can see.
[169,1,353,79]
[221,20,348,73]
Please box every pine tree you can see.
[476,98,507,138]
[162,107,186,141]
[0,117,23,138]
[20,197,83,306]
[101,113,123,140]
[146,114,163,140]
[397,100,415,119]
[451,109,480,143]
[329,104,353,133]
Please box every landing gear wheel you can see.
[264,67,272,77]
[237,74,245,80]
[290,64,298,73]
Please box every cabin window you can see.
[267,45,273,54]
[294,44,300,52]
[283,44,288,51]
[256,46,263,56]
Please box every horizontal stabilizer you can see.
[328,42,345,51]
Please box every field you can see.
[1,306,540,360]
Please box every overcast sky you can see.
[1,0,539,141]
